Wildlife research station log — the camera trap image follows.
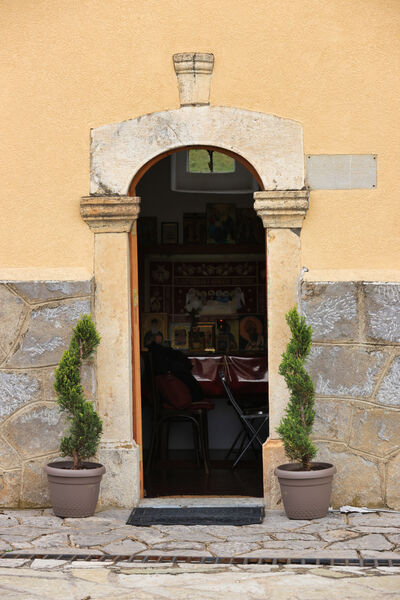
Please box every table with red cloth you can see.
[189,355,268,409]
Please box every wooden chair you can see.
[143,352,214,475]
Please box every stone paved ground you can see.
[1,508,400,559]
[0,508,399,598]
[1,561,400,599]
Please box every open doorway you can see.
[136,147,268,497]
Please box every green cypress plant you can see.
[276,306,317,471]
[54,314,102,469]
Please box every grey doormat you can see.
[126,505,264,526]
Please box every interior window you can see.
[188,149,235,173]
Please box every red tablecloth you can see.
[190,355,268,399]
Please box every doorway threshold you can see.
[139,496,264,507]
[127,497,265,526]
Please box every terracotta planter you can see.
[275,462,336,520]
[45,461,106,518]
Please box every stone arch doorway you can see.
[80,94,309,508]
[129,144,266,497]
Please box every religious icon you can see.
[216,319,239,352]
[189,323,215,352]
[206,203,236,244]
[161,222,179,244]
[183,213,206,244]
[184,287,245,316]
[170,323,190,350]
[141,313,168,349]
[149,287,163,312]
[239,315,265,352]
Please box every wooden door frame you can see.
[129,146,264,498]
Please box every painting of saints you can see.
[239,316,265,352]
[206,204,236,244]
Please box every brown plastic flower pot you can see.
[274,462,336,520]
[45,461,106,518]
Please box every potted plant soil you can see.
[274,307,336,520]
[44,314,105,518]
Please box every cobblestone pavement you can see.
[0,561,400,599]
[1,508,400,559]
[0,508,399,598]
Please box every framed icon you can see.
[206,203,236,244]
[216,318,239,352]
[161,222,179,244]
[183,213,206,244]
[141,313,168,350]
[239,315,266,352]
[170,322,190,351]
[189,322,215,352]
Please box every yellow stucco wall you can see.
[1,0,399,277]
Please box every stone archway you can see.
[80,54,309,508]
[89,104,304,195]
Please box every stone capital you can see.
[253,190,309,229]
[80,196,140,233]
[173,52,214,106]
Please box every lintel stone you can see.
[80,196,140,233]
[254,190,309,229]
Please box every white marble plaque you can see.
[306,154,377,189]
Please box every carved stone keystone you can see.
[254,190,309,229]
[173,52,214,106]
[80,196,140,233]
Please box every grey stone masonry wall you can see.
[0,281,95,507]
[300,281,400,510]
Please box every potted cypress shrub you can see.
[44,314,105,518]
[274,307,336,519]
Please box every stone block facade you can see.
[0,276,399,510]
[0,281,94,507]
[301,281,400,509]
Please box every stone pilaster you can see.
[81,194,141,508]
[254,190,309,508]
[173,52,214,106]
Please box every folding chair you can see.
[218,369,269,468]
